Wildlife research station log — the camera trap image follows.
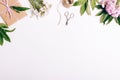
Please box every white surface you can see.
[1,0,120,80]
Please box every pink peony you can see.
[100,0,120,18]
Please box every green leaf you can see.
[10,6,30,13]
[0,23,8,28]
[0,33,3,46]
[80,2,87,15]
[90,0,97,10]
[96,10,104,16]
[4,28,16,32]
[100,13,107,23]
[80,0,88,5]
[73,1,81,6]
[103,14,110,24]
[96,5,103,9]
[115,18,119,24]
[0,23,14,45]
[0,28,11,42]
[106,16,113,24]
[73,0,88,6]
[86,1,91,15]
[117,17,120,25]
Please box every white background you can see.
[1,0,120,80]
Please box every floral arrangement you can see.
[29,0,51,17]
[96,0,120,25]
[0,0,120,46]
[73,0,98,15]
[0,0,29,46]
[73,0,120,25]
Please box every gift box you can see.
[0,0,27,26]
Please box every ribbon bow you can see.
[0,0,13,18]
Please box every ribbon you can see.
[0,0,12,18]
[0,0,19,19]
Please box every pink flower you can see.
[100,0,116,7]
[100,0,120,18]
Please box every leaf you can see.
[80,0,88,5]
[117,17,120,25]
[0,28,11,42]
[0,33,3,46]
[10,6,30,13]
[0,23,14,45]
[103,14,110,24]
[80,2,87,15]
[96,5,103,9]
[73,1,81,6]
[73,0,88,6]
[106,16,113,24]
[100,13,107,23]
[4,28,16,32]
[96,10,104,16]
[115,18,119,24]
[90,0,97,10]
[86,1,91,15]
[0,23,8,28]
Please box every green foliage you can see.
[80,1,87,15]
[0,23,15,46]
[73,0,98,15]
[10,6,30,13]
[115,17,120,25]
[90,0,98,10]
[29,0,48,16]
[29,0,45,12]
[96,5,120,25]
[73,0,81,6]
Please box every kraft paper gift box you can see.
[0,0,27,26]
